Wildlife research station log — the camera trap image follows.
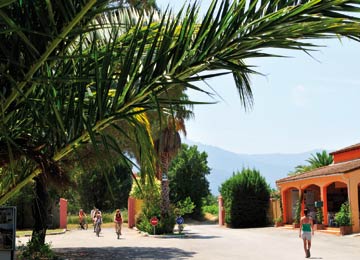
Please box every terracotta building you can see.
[276,143,360,233]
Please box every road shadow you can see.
[54,246,196,259]
[186,234,221,239]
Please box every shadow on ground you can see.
[55,246,196,259]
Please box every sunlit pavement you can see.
[17,224,360,259]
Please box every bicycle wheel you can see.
[116,223,121,239]
[95,223,101,237]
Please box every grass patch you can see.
[16,229,65,237]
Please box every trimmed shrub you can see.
[202,205,218,215]
[219,168,270,228]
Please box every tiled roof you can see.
[276,159,360,184]
[330,143,360,155]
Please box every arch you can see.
[326,181,348,227]
[282,187,300,224]
[303,184,321,222]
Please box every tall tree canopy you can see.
[169,144,211,219]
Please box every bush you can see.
[316,207,324,224]
[219,168,270,228]
[335,201,351,226]
[174,197,195,216]
[134,178,165,234]
[202,205,218,215]
[133,178,194,234]
[136,210,176,235]
[17,235,59,260]
[294,198,302,224]
[274,216,282,224]
[202,195,218,216]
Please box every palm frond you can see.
[2,0,360,204]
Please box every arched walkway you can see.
[280,181,351,227]
[282,187,299,224]
[326,181,348,226]
[303,184,321,221]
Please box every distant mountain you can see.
[183,140,325,195]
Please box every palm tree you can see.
[289,150,333,175]
[306,150,333,168]
[1,0,360,243]
[154,115,187,222]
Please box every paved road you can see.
[17,225,360,260]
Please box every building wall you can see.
[333,148,360,164]
[347,170,360,233]
[278,172,360,233]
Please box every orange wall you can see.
[278,171,360,233]
[333,148,360,163]
[59,198,67,229]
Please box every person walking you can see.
[299,208,314,258]
[114,209,123,239]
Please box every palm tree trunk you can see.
[161,179,170,216]
[31,176,49,245]
[160,153,170,217]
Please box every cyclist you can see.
[94,211,102,237]
[90,207,97,232]
[78,209,87,230]
[114,209,122,239]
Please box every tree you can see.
[288,150,333,175]
[77,163,132,211]
[168,144,211,219]
[306,150,333,168]
[220,168,270,228]
[153,116,184,232]
[2,0,360,245]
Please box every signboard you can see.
[150,216,158,226]
[315,201,323,208]
[176,216,184,225]
[0,207,16,251]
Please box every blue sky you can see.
[157,0,360,154]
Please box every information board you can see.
[0,207,16,251]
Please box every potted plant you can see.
[293,198,301,228]
[335,201,352,235]
[274,216,283,227]
[314,207,324,230]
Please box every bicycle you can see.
[115,221,122,239]
[95,221,101,237]
[79,218,88,230]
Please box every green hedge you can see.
[219,168,270,228]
